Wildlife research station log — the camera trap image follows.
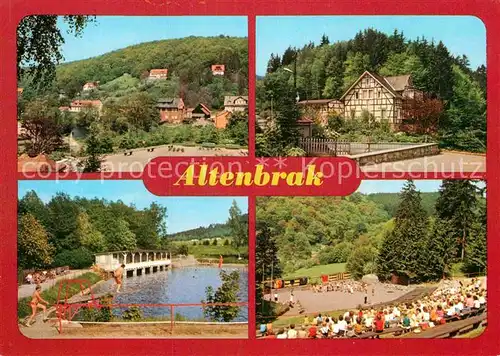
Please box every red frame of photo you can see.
[0,0,497,354]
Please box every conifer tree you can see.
[435,180,480,260]
[377,180,428,282]
[464,199,486,274]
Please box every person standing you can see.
[114,264,125,293]
[218,255,223,269]
[26,285,49,327]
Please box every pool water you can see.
[93,266,248,321]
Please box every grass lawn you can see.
[456,326,485,338]
[284,263,347,280]
[18,272,102,320]
[173,240,248,263]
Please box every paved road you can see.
[102,145,248,173]
[18,269,88,300]
[361,152,485,175]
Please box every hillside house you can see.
[157,98,186,124]
[340,71,423,125]
[83,82,99,91]
[297,99,344,126]
[18,154,66,173]
[68,100,103,114]
[148,69,169,80]
[192,103,211,120]
[211,64,225,76]
[214,111,231,129]
[17,121,26,140]
[224,96,248,113]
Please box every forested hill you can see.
[167,213,248,241]
[22,36,248,109]
[366,192,440,217]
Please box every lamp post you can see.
[283,67,299,103]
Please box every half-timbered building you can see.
[340,71,423,126]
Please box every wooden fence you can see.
[262,272,352,290]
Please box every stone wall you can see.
[349,143,440,166]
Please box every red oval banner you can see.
[143,157,362,196]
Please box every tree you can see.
[21,99,64,156]
[227,200,247,259]
[377,180,429,282]
[73,212,106,253]
[82,124,103,172]
[401,96,444,135]
[203,270,241,322]
[17,16,94,85]
[423,218,457,280]
[281,47,296,66]
[346,245,378,280]
[18,190,51,228]
[463,200,486,274]
[255,223,282,283]
[103,218,136,251]
[267,53,282,73]
[379,51,426,88]
[318,242,353,265]
[441,65,486,152]
[320,34,330,46]
[133,203,167,249]
[47,193,81,254]
[343,52,371,90]
[435,180,480,260]
[18,213,54,269]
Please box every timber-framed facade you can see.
[297,71,424,129]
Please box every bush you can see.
[122,306,143,321]
[212,239,218,246]
[318,242,354,265]
[176,244,189,256]
[53,247,94,269]
[203,240,210,246]
[223,239,230,246]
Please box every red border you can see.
[1,0,499,355]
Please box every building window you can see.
[350,109,356,119]
[355,92,359,99]
[381,109,386,119]
[369,90,373,98]
[378,90,381,98]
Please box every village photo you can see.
[256,16,486,173]
[256,179,486,339]
[17,180,249,338]
[17,16,249,173]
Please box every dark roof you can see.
[297,117,314,124]
[157,98,182,109]
[369,73,402,98]
[384,74,411,92]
